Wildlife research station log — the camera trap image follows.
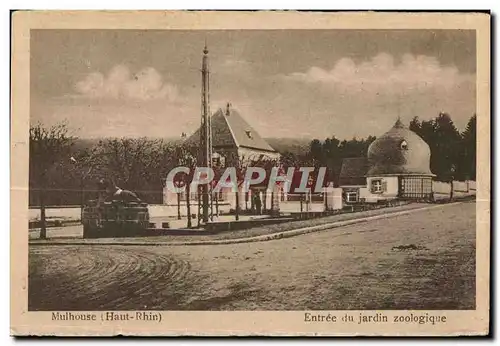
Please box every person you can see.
[253,193,262,215]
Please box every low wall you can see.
[433,180,476,200]
[29,207,82,221]
[205,217,294,232]
[148,202,231,218]
[433,181,451,195]
[279,201,326,213]
[29,202,232,221]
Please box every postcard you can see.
[11,10,490,336]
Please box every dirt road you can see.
[29,201,476,310]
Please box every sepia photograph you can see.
[11,11,490,336]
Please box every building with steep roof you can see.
[186,104,280,167]
[339,118,435,203]
[164,103,280,211]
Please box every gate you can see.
[399,176,432,199]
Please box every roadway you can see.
[29,201,476,311]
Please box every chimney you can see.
[226,102,231,116]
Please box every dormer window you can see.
[400,140,408,150]
[212,152,225,167]
[245,130,253,139]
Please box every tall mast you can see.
[200,41,212,222]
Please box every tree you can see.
[88,138,177,203]
[409,113,464,181]
[293,135,377,187]
[233,154,280,218]
[460,114,476,180]
[261,157,281,213]
[322,136,340,181]
[174,144,198,228]
[409,116,421,133]
[30,122,75,239]
[309,139,324,166]
[431,113,462,181]
[280,151,300,169]
[338,137,374,159]
[68,149,96,217]
[233,154,258,220]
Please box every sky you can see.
[30,29,476,140]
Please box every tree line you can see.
[409,112,476,182]
[283,112,476,185]
[29,131,182,207]
[29,112,476,208]
[280,136,377,187]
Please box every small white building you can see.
[338,157,369,203]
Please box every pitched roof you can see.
[339,157,369,186]
[187,107,276,152]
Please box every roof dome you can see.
[367,118,434,176]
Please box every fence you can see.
[29,201,233,222]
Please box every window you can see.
[245,130,253,139]
[212,152,226,168]
[346,191,358,203]
[400,140,408,150]
[371,179,383,193]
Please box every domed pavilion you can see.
[339,118,435,203]
[365,118,435,200]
